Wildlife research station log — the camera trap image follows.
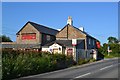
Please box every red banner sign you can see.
[96,42,100,49]
[22,34,36,40]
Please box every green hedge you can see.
[98,43,120,58]
[78,58,96,65]
[2,49,74,80]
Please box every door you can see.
[53,48,58,53]
[67,48,73,56]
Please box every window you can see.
[89,38,91,45]
[46,35,50,41]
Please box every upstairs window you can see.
[46,35,50,41]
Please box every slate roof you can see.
[73,26,98,40]
[43,39,84,47]
[16,21,59,36]
[58,24,98,41]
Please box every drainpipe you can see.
[85,38,87,58]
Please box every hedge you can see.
[98,43,120,58]
[2,49,74,80]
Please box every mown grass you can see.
[104,53,120,58]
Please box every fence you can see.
[76,49,97,62]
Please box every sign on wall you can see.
[22,33,36,40]
[72,39,77,46]
[96,42,100,48]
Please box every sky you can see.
[2,2,118,44]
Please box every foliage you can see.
[103,53,120,58]
[97,46,104,60]
[89,58,96,63]
[78,58,89,65]
[0,35,12,42]
[107,36,118,44]
[2,49,74,80]
[99,43,120,58]
[78,58,96,65]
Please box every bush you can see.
[2,49,74,80]
[89,59,96,63]
[101,43,120,58]
[78,58,89,65]
[77,58,96,65]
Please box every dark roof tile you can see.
[29,21,58,35]
[16,21,59,36]
[43,40,84,47]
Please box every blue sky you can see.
[2,2,118,44]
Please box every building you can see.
[42,16,100,61]
[2,21,58,50]
[2,16,100,61]
[42,39,85,54]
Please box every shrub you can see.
[2,49,74,80]
[89,59,96,63]
[78,58,89,65]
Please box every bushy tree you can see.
[0,35,12,42]
[107,36,118,44]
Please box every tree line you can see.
[0,35,12,42]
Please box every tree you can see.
[0,35,12,42]
[107,36,118,44]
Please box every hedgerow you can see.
[2,49,74,80]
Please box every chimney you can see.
[57,29,61,31]
[67,16,73,25]
[79,27,84,31]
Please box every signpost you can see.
[107,46,112,56]
[72,39,77,61]
[107,46,110,56]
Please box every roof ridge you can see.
[28,21,58,32]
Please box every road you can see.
[19,58,119,80]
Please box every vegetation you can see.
[101,43,120,58]
[107,36,118,44]
[0,35,12,42]
[78,58,96,65]
[2,49,74,80]
[98,36,120,58]
[2,49,97,80]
